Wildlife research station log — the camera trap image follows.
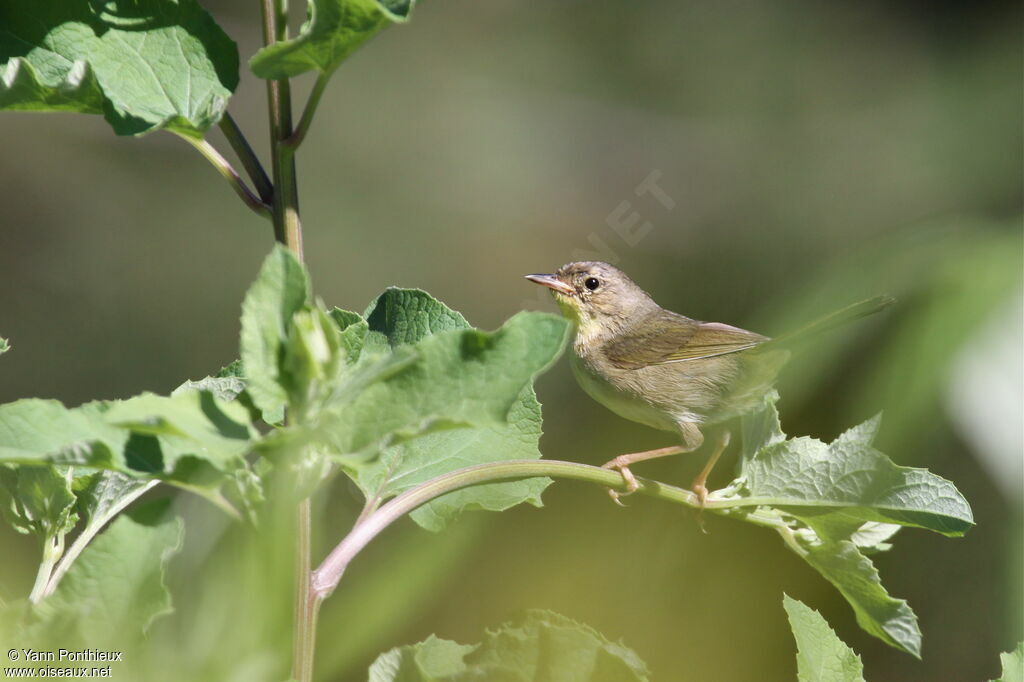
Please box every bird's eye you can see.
[584,277,600,291]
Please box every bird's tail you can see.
[766,295,896,348]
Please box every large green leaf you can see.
[0,392,257,517]
[34,499,183,641]
[0,399,124,466]
[250,0,415,79]
[103,391,257,469]
[315,309,568,458]
[783,595,865,682]
[343,290,554,530]
[368,610,649,681]
[0,0,239,137]
[363,288,470,349]
[731,396,973,536]
[714,392,973,657]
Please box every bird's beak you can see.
[525,273,574,296]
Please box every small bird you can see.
[526,261,891,506]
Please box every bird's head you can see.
[525,261,656,340]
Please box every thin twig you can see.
[219,113,274,202]
[285,71,331,150]
[176,134,271,218]
[311,460,706,599]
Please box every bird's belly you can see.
[570,353,684,432]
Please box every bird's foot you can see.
[691,481,710,533]
[601,456,640,507]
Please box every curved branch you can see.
[284,71,330,150]
[176,134,272,218]
[312,459,783,599]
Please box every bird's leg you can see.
[690,430,731,509]
[601,445,688,506]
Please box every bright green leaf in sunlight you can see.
[240,246,312,421]
[317,289,565,530]
[735,394,974,536]
[345,289,553,530]
[368,610,649,681]
[0,399,123,465]
[103,391,257,468]
[993,642,1023,682]
[32,499,183,643]
[783,595,865,682]
[712,392,974,657]
[249,0,415,79]
[312,308,568,459]
[0,335,9,354]
[0,392,258,518]
[0,464,77,540]
[0,0,239,137]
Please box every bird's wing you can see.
[604,312,769,370]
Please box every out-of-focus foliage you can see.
[368,610,649,681]
[993,642,1023,682]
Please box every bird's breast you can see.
[569,348,683,432]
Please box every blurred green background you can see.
[1,0,1021,680]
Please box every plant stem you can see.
[28,534,65,604]
[41,480,160,600]
[260,2,310,679]
[292,460,798,677]
[292,497,317,682]
[285,71,331,150]
[177,134,271,218]
[260,0,303,255]
[312,460,703,599]
[219,113,274,203]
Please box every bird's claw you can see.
[602,458,639,507]
[691,482,709,534]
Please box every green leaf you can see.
[0,399,123,467]
[250,0,415,79]
[370,387,552,532]
[36,499,183,641]
[73,470,148,527]
[369,635,476,681]
[331,308,370,361]
[342,290,553,530]
[0,0,239,137]
[363,288,471,349]
[718,392,972,656]
[103,390,257,472]
[802,539,921,658]
[734,398,973,536]
[173,375,248,403]
[317,310,568,458]
[994,642,1023,682]
[0,464,77,539]
[0,335,9,355]
[368,610,649,681]
[783,595,865,682]
[240,246,311,420]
